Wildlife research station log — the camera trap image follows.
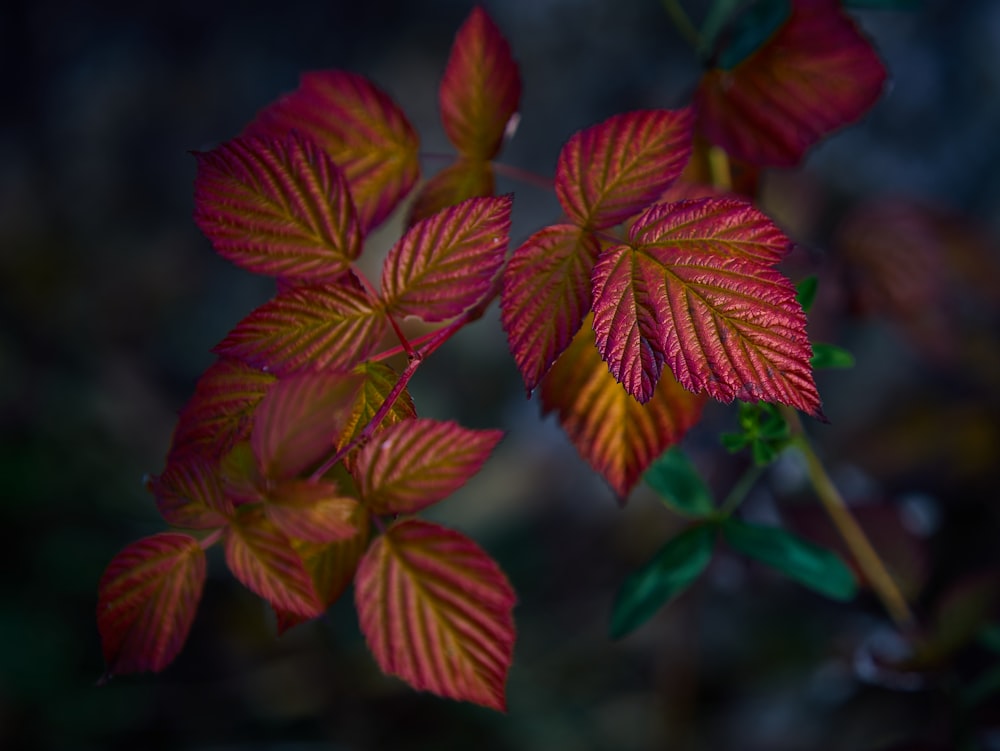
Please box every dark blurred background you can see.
[3,0,1000,748]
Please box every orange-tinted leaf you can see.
[193,132,361,282]
[555,109,693,230]
[501,224,601,392]
[381,195,512,322]
[352,419,503,515]
[592,199,821,417]
[265,478,360,543]
[169,358,276,461]
[149,454,232,529]
[98,532,206,676]
[407,158,495,226]
[214,281,387,376]
[355,518,515,711]
[696,0,886,167]
[336,361,417,451]
[224,506,323,617]
[251,371,362,480]
[541,320,705,500]
[440,6,521,159]
[247,70,420,232]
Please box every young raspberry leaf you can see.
[193,132,361,282]
[610,524,715,639]
[98,532,206,676]
[169,358,276,462]
[440,6,521,160]
[252,371,362,480]
[246,70,420,232]
[213,281,387,376]
[555,109,694,230]
[592,199,822,417]
[264,479,360,544]
[352,419,503,515]
[501,224,601,392]
[274,511,371,634]
[149,455,233,529]
[407,158,495,226]
[225,506,323,617]
[355,518,515,711]
[336,361,417,451]
[541,319,705,500]
[696,0,886,167]
[381,195,512,322]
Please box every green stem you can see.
[660,0,702,50]
[718,463,765,516]
[781,407,916,631]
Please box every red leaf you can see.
[381,195,512,322]
[352,419,503,515]
[407,158,495,226]
[252,371,363,480]
[501,224,602,392]
[440,6,521,160]
[555,109,693,230]
[336,361,418,452]
[695,0,886,167]
[224,506,323,617]
[265,479,360,543]
[193,132,361,282]
[169,358,276,461]
[149,455,232,529]
[98,532,206,676]
[541,319,705,499]
[247,70,420,232]
[592,199,821,416]
[213,281,387,375]
[355,518,515,711]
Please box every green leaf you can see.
[811,342,855,370]
[795,275,819,313]
[717,0,791,70]
[610,525,716,639]
[644,448,715,517]
[699,0,742,61]
[722,518,857,600]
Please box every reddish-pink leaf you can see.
[224,506,323,617]
[97,532,206,676]
[440,6,521,160]
[541,319,705,499]
[695,0,886,167]
[193,132,361,282]
[381,195,512,322]
[252,371,363,480]
[501,224,602,392]
[355,518,515,711]
[336,361,418,452]
[555,109,694,230]
[407,158,495,226]
[169,358,276,461]
[213,281,387,376]
[275,510,371,634]
[246,70,420,232]
[265,478,360,543]
[149,455,232,529]
[592,199,821,416]
[352,418,503,515]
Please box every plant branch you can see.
[660,0,702,51]
[719,463,765,516]
[781,406,916,631]
[492,161,555,191]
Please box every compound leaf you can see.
[541,319,705,500]
[194,132,361,282]
[381,195,512,322]
[98,532,206,676]
[355,518,515,711]
[352,418,503,515]
[555,109,694,230]
[696,0,887,166]
[501,224,601,392]
[440,6,521,160]
[214,280,387,376]
[246,70,420,232]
